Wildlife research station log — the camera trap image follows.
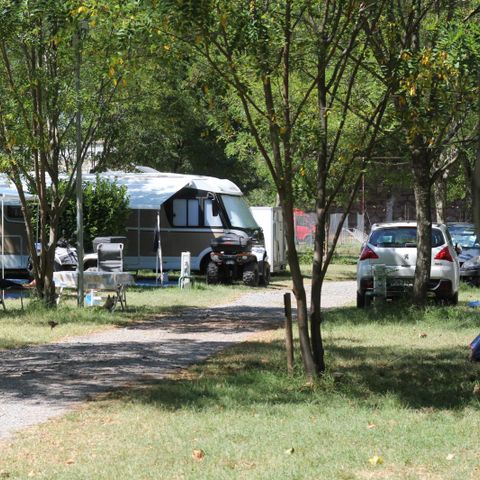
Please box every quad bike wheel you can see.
[242,262,259,287]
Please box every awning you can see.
[0,177,36,204]
[88,174,192,210]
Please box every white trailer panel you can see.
[250,206,287,273]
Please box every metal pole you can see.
[1,196,4,306]
[1,196,4,280]
[75,26,84,307]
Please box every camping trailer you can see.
[82,171,268,276]
[250,206,287,273]
[0,177,35,274]
[0,170,269,279]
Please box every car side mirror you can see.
[455,243,462,255]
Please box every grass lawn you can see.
[1,287,479,479]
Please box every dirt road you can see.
[0,281,356,440]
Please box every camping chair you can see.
[96,243,126,311]
[97,243,124,272]
[0,278,30,310]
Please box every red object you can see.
[359,246,379,261]
[293,209,315,243]
[434,246,453,262]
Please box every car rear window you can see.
[369,227,445,248]
[448,226,479,248]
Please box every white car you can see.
[356,222,460,307]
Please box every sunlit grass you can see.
[1,290,479,479]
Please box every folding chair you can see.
[96,243,126,311]
[97,243,124,272]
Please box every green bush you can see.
[58,175,129,251]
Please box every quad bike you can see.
[206,233,270,287]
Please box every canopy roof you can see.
[0,176,36,204]
[84,171,243,210]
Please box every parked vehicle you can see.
[0,169,269,278]
[294,208,315,245]
[250,206,287,273]
[206,232,269,286]
[356,222,460,307]
[27,238,78,276]
[80,169,268,276]
[0,177,36,274]
[447,222,480,286]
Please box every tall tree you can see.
[0,0,138,304]
[159,0,389,377]
[363,0,480,305]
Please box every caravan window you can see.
[172,199,200,227]
[221,195,258,230]
[204,199,222,227]
[5,205,24,222]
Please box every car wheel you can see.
[449,291,459,306]
[356,291,366,308]
[436,291,459,306]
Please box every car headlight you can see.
[462,256,480,269]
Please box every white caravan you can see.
[82,170,269,276]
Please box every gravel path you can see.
[0,280,356,440]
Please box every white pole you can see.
[1,196,4,305]
[1,196,4,279]
[157,211,164,286]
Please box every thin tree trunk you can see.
[433,173,448,224]
[412,149,432,306]
[282,199,316,381]
[386,193,395,222]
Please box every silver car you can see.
[356,222,460,307]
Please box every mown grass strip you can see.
[1,296,479,479]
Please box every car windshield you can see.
[369,227,445,248]
[221,194,259,230]
[448,226,479,248]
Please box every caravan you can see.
[81,170,270,282]
[0,170,272,284]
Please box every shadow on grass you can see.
[106,336,480,414]
[325,301,480,328]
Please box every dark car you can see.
[447,223,480,286]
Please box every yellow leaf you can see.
[368,455,384,465]
[108,67,115,78]
[121,78,127,87]
[77,6,88,14]
[192,449,205,461]
[279,126,287,135]
[113,79,118,86]
[163,44,171,51]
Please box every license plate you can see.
[388,278,412,287]
[226,260,235,265]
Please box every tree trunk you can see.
[412,149,432,306]
[433,172,448,224]
[282,199,317,381]
[386,193,395,222]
